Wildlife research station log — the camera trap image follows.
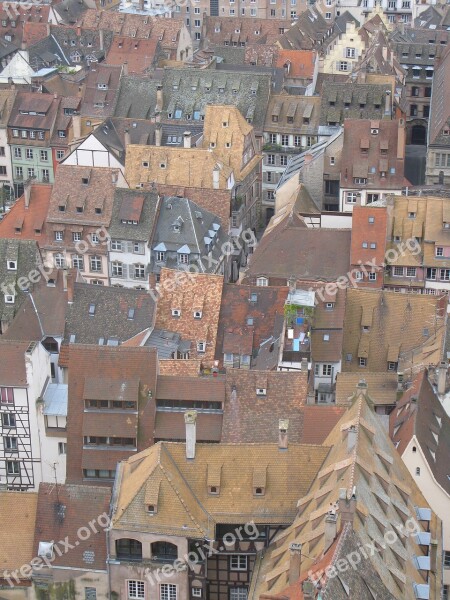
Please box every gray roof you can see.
[145,328,191,358]
[43,383,68,416]
[54,0,91,24]
[109,189,160,242]
[0,239,41,330]
[319,81,390,125]
[160,67,272,131]
[64,283,155,345]
[114,75,159,120]
[151,196,227,273]
[277,8,330,50]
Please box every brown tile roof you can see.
[105,36,159,74]
[22,21,50,46]
[222,370,308,443]
[156,375,225,402]
[389,368,423,456]
[300,405,346,444]
[0,340,30,386]
[429,45,450,146]
[0,491,38,576]
[203,16,292,47]
[154,411,222,442]
[66,345,158,484]
[342,288,447,373]
[112,441,330,536]
[276,49,316,78]
[336,371,398,406]
[80,63,122,118]
[158,358,202,375]
[350,205,388,269]
[32,483,111,570]
[215,284,288,361]
[82,411,138,438]
[0,184,52,245]
[252,382,441,600]
[264,94,320,133]
[155,268,223,363]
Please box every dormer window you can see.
[89,303,96,316]
[142,161,149,168]
[256,388,266,396]
[194,311,202,319]
[325,302,334,310]
[209,486,219,495]
[82,177,89,185]
[256,277,268,287]
[444,222,450,230]
[7,260,17,271]
[147,504,156,514]
[222,121,228,127]
[4,294,14,304]
[172,309,181,317]
[255,487,264,496]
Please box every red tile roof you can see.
[105,36,159,74]
[154,411,222,442]
[276,49,316,78]
[301,405,346,444]
[0,340,30,386]
[0,184,52,244]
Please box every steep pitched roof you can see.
[0,184,52,244]
[0,491,38,576]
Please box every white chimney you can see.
[72,115,81,140]
[288,543,302,586]
[185,410,197,459]
[156,85,163,112]
[279,419,289,450]
[384,90,391,116]
[99,28,104,51]
[438,361,448,395]
[347,425,357,452]
[323,509,338,553]
[212,167,220,190]
[155,124,162,147]
[24,180,31,209]
[124,129,131,148]
[183,131,192,149]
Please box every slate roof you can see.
[151,196,227,274]
[277,7,330,50]
[32,483,110,570]
[80,63,123,118]
[111,441,330,536]
[264,93,320,134]
[113,75,160,119]
[428,45,450,147]
[0,239,41,330]
[54,0,91,24]
[252,382,442,599]
[144,328,191,359]
[319,82,390,125]
[0,491,38,576]
[63,283,156,345]
[160,67,272,131]
[109,188,159,242]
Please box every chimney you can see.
[24,179,32,209]
[381,45,387,61]
[72,115,81,140]
[123,61,128,77]
[384,90,391,117]
[155,124,162,147]
[21,40,27,51]
[288,543,302,586]
[46,23,50,36]
[397,118,405,160]
[303,153,313,166]
[76,25,81,36]
[156,85,163,112]
[111,170,118,184]
[53,92,58,100]
[347,425,357,452]
[278,419,289,450]
[65,269,74,303]
[124,128,131,148]
[338,487,356,527]
[185,410,197,459]
[99,28,104,51]
[302,580,315,600]
[212,167,220,190]
[438,361,448,395]
[183,131,192,149]
[323,509,338,553]
[139,0,144,10]
[301,357,308,373]
[8,77,15,90]
[306,391,315,405]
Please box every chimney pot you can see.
[288,542,302,586]
[185,410,197,459]
[338,488,356,527]
[279,418,289,449]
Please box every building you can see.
[320,13,362,74]
[200,16,292,48]
[0,340,51,491]
[390,368,450,592]
[43,165,127,285]
[350,204,388,289]
[0,89,16,201]
[108,189,160,290]
[339,118,406,212]
[426,46,450,185]
[8,91,60,196]
[276,8,331,50]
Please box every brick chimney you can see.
[72,115,81,140]
[65,269,74,303]
[123,61,128,77]
[124,128,131,148]
[288,543,302,586]
[183,131,192,149]
[438,361,448,395]
[301,358,308,373]
[212,167,220,190]
[185,410,197,459]
[99,28,104,51]
[279,419,289,450]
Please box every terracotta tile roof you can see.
[203,16,292,47]
[252,382,442,599]
[336,371,398,406]
[80,63,122,118]
[0,184,52,245]
[215,284,288,361]
[0,491,38,576]
[350,205,388,270]
[154,411,222,442]
[300,405,346,444]
[342,288,447,373]
[66,344,158,483]
[32,483,111,570]
[23,21,50,46]
[112,441,330,536]
[156,375,225,402]
[0,340,31,386]
[276,49,316,78]
[155,268,223,363]
[222,370,308,443]
[105,36,159,74]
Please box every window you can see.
[90,256,102,272]
[178,253,189,265]
[55,231,64,241]
[353,177,367,184]
[40,150,48,161]
[406,267,416,277]
[26,148,33,160]
[294,135,301,147]
[2,413,16,427]
[426,268,436,280]
[322,364,332,376]
[5,436,18,450]
[0,388,14,404]
[362,242,368,249]
[72,232,81,242]
[256,277,268,287]
[230,590,248,600]
[134,264,145,279]
[388,362,397,371]
[6,461,20,475]
[160,584,177,600]
[346,48,355,58]
[12,129,19,137]
[38,131,45,140]
[269,133,277,144]
[369,273,377,281]
[21,131,27,139]
[197,341,206,353]
[281,135,289,146]
[346,192,357,203]
[4,294,14,304]
[436,247,443,257]
[325,11,331,18]
[85,588,97,600]
[445,553,450,569]
[15,166,23,179]
[91,233,99,245]
[28,167,35,179]
[370,242,376,249]
[112,262,123,277]
[57,150,65,160]
[267,154,275,165]
[192,589,202,598]
[359,357,367,367]
[393,266,404,276]
[72,255,84,270]
[280,155,288,166]
[440,269,450,281]
[7,260,16,271]
[42,169,50,182]
[230,555,248,571]
[156,251,165,262]
[58,442,67,454]
[54,253,65,268]
[416,467,420,476]
[194,19,200,26]
[14,147,21,158]
[128,580,145,599]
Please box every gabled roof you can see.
[252,382,441,599]
[105,35,159,74]
[0,184,52,244]
[80,63,122,118]
[109,188,159,242]
[428,45,450,147]
[277,8,329,50]
[0,491,38,576]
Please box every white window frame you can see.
[230,555,248,571]
[128,580,145,600]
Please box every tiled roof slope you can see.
[0,184,52,244]
[336,372,398,407]
[0,491,38,575]
[251,382,442,599]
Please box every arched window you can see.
[151,541,178,561]
[116,538,142,560]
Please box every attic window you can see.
[89,303,96,316]
[95,208,102,215]
[142,161,149,168]
[194,311,202,319]
[209,486,219,495]
[323,334,330,341]
[76,206,84,213]
[7,260,17,271]
[59,205,66,212]
[172,309,181,317]
[197,341,206,353]
[256,388,267,396]
[371,128,379,135]
[4,294,14,304]
[160,163,166,169]
[255,487,264,496]
[222,121,228,127]
[250,292,257,302]
[82,177,89,185]
[147,504,156,514]
[128,308,135,320]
